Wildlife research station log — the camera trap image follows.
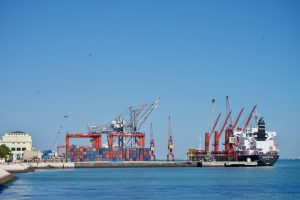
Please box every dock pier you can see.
[74,161,257,168]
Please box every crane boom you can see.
[213,111,231,152]
[135,103,147,119]
[132,103,147,128]
[218,111,232,138]
[137,99,160,130]
[226,96,232,124]
[209,112,222,138]
[243,105,257,132]
[233,107,244,130]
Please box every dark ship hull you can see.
[188,153,279,166]
[238,154,279,166]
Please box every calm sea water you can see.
[1,160,300,200]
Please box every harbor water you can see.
[1,160,300,199]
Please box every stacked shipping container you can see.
[67,146,151,162]
[42,150,55,159]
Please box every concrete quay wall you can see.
[0,168,16,185]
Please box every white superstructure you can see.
[0,131,33,161]
[234,117,279,156]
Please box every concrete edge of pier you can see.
[0,168,17,185]
[13,160,258,169]
[29,162,75,169]
[74,161,200,168]
[74,161,257,168]
[0,163,35,173]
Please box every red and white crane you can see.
[150,123,156,161]
[167,116,175,161]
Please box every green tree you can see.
[0,144,11,160]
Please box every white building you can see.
[0,131,33,161]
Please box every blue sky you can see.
[0,1,299,159]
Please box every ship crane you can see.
[205,112,222,153]
[233,108,244,130]
[213,111,232,153]
[167,116,175,161]
[243,105,257,132]
[150,123,156,161]
[224,108,244,160]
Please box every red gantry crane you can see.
[87,99,159,148]
[65,132,102,157]
[107,132,145,149]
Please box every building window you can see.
[17,148,21,151]
[22,148,26,151]
[11,148,16,151]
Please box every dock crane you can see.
[150,123,156,161]
[136,99,159,131]
[167,116,175,161]
[87,99,159,148]
[205,112,222,153]
[213,111,232,153]
[243,105,257,132]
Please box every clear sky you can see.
[0,1,299,159]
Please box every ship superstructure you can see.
[235,116,279,165]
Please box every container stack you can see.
[42,150,55,159]
[67,146,151,162]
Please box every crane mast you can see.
[205,112,222,153]
[226,96,232,125]
[167,116,175,161]
[213,111,232,152]
[150,123,155,161]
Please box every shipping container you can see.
[67,146,150,162]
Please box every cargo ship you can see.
[233,116,279,166]
[187,99,279,166]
